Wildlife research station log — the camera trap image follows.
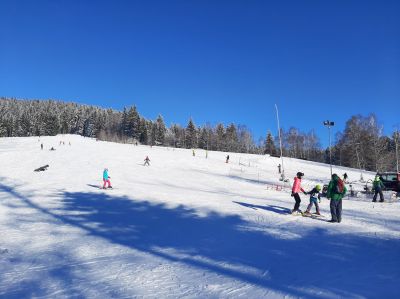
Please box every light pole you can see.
[275,104,285,181]
[395,130,399,173]
[323,120,335,177]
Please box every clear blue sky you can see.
[1,0,399,146]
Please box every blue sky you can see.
[1,0,399,146]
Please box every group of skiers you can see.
[100,147,386,221]
[40,141,71,150]
[291,171,385,223]
[291,171,347,223]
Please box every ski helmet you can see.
[315,184,321,191]
[297,172,304,177]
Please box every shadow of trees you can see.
[1,181,400,298]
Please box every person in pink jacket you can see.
[291,172,306,214]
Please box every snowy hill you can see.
[0,135,399,298]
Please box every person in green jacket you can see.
[372,175,385,202]
[327,173,347,223]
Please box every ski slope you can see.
[0,135,399,298]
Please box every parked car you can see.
[377,172,400,192]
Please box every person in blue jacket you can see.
[102,168,112,189]
[303,184,322,215]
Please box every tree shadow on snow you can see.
[1,182,400,298]
[0,182,128,299]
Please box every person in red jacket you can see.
[291,172,306,214]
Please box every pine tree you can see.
[139,118,148,144]
[215,123,225,151]
[264,131,277,155]
[126,106,140,141]
[198,127,208,149]
[185,118,197,149]
[155,114,166,145]
[120,107,129,137]
[148,121,157,146]
[225,123,238,152]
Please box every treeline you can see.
[331,114,399,172]
[0,98,398,172]
[0,98,259,153]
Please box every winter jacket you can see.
[292,177,305,193]
[373,178,385,191]
[327,174,347,200]
[103,170,109,180]
[306,187,321,200]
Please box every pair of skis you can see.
[290,211,325,218]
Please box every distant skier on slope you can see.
[144,156,150,166]
[303,184,322,215]
[291,172,306,214]
[343,172,348,183]
[102,168,112,189]
[278,164,281,174]
[226,155,230,163]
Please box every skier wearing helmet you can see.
[102,168,112,189]
[304,184,322,215]
[291,172,306,214]
[327,173,347,223]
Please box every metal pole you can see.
[328,125,332,177]
[324,120,334,177]
[275,104,285,181]
[355,144,363,181]
[395,130,399,173]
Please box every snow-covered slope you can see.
[0,135,399,298]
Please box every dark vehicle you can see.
[377,172,400,192]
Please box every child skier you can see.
[304,185,322,215]
[291,172,306,214]
[144,156,150,166]
[102,168,112,189]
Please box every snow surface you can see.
[0,135,399,299]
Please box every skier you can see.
[372,175,385,202]
[291,172,306,214]
[41,143,43,150]
[303,185,322,215]
[278,164,281,174]
[102,168,112,189]
[144,156,150,166]
[327,173,347,223]
[192,149,195,157]
[226,155,230,163]
[343,172,348,183]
